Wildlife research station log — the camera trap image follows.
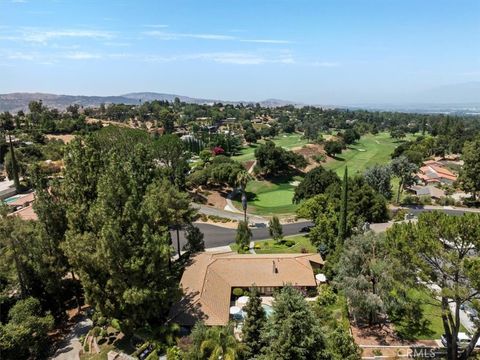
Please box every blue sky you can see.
[0,0,479,104]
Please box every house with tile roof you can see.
[417,163,457,185]
[169,251,324,326]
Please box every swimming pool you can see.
[262,304,274,317]
[3,195,21,204]
[233,304,274,321]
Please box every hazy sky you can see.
[1,0,479,104]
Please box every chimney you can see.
[272,260,278,274]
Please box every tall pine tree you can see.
[242,287,266,358]
[338,166,348,242]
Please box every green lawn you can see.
[254,235,317,254]
[392,288,465,340]
[232,133,309,163]
[232,176,302,215]
[324,132,417,176]
[230,235,317,254]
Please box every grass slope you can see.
[232,176,302,215]
[232,133,308,162]
[324,132,416,176]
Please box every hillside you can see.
[0,92,301,112]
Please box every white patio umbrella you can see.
[316,273,327,283]
[237,296,250,305]
[229,306,242,315]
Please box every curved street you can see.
[179,204,479,252]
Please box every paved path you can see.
[392,205,480,215]
[50,315,92,360]
[448,302,475,333]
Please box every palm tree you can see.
[200,324,242,360]
[235,170,252,222]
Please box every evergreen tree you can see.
[268,216,283,243]
[242,287,266,358]
[183,224,205,254]
[258,286,330,360]
[458,136,480,201]
[235,221,252,253]
[338,167,348,242]
[61,139,181,329]
[8,135,20,192]
[0,297,54,360]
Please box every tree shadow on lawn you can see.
[329,155,345,161]
[390,300,435,341]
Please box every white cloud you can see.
[144,30,236,41]
[28,29,114,43]
[0,28,114,43]
[240,39,291,44]
[63,51,102,60]
[184,52,295,65]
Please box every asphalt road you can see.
[172,221,314,252]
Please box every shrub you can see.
[372,349,382,356]
[167,346,182,360]
[232,288,244,297]
[300,247,307,253]
[401,195,420,205]
[110,318,121,331]
[284,240,295,247]
[91,326,101,337]
[393,209,408,222]
[95,316,107,327]
[437,196,455,206]
[317,284,337,306]
[312,154,326,163]
[254,244,261,249]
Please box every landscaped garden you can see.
[254,235,317,254]
[230,235,317,254]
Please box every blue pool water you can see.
[233,304,274,321]
[262,304,274,317]
[3,195,21,204]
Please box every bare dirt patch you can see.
[46,134,75,143]
[292,143,327,172]
[195,219,239,229]
[351,323,438,358]
[243,160,255,172]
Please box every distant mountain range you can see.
[0,92,302,113]
[1,82,479,114]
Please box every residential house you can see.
[169,251,324,326]
[417,163,457,185]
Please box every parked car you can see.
[300,226,312,233]
[441,333,479,348]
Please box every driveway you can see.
[50,315,92,360]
